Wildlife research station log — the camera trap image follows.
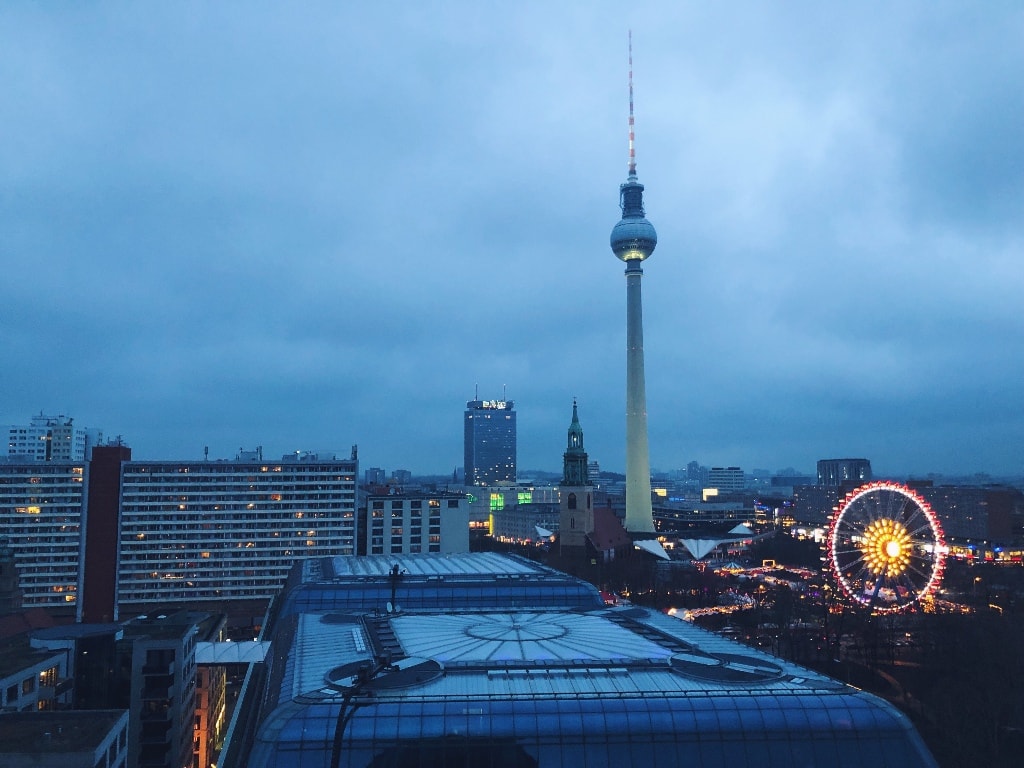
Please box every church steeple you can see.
[562,399,589,486]
[559,400,594,554]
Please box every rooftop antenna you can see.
[475,383,479,400]
[503,384,507,402]
[628,29,637,179]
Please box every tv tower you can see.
[610,32,657,534]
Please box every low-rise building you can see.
[116,612,199,768]
[0,710,129,768]
[363,491,469,555]
[0,646,72,712]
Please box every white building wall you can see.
[6,414,101,462]
[707,467,745,493]
[366,495,469,556]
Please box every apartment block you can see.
[118,456,358,606]
[0,462,85,608]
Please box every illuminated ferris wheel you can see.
[826,481,946,613]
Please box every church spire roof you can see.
[567,398,584,452]
[562,399,589,487]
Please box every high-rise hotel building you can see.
[463,397,517,486]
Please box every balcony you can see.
[140,683,172,700]
[142,660,175,675]
[139,741,170,766]
[140,718,172,743]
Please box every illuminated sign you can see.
[480,400,507,410]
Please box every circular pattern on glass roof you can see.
[391,612,673,664]
[465,616,568,643]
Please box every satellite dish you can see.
[386,601,393,614]
[393,604,401,614]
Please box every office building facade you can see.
[707,466,745,493]
[817,458,872,487]
[463,398,516,486]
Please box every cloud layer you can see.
[2,2,1021,478]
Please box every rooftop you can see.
[0,645,61,680]
[235,554,937,767]
[0,710,127,755]
[121,610,202,641]
[314,552,547,579]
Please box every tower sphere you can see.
[610,180,658,262]
[610,217,658,261]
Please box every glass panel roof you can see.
[242,553,937,768]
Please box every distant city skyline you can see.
[5,408,1018,483]
[2,4,1021,478]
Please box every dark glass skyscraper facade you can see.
[464,398,516,486]
[817,458,872,487]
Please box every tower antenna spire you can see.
[628,29,637,179]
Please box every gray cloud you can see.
[1,2,1020,478]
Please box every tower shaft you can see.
[610,34,658,535]
[624,262,655,532]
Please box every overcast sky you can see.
[2,2,1021,479]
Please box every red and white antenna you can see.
[628,29,637,178]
